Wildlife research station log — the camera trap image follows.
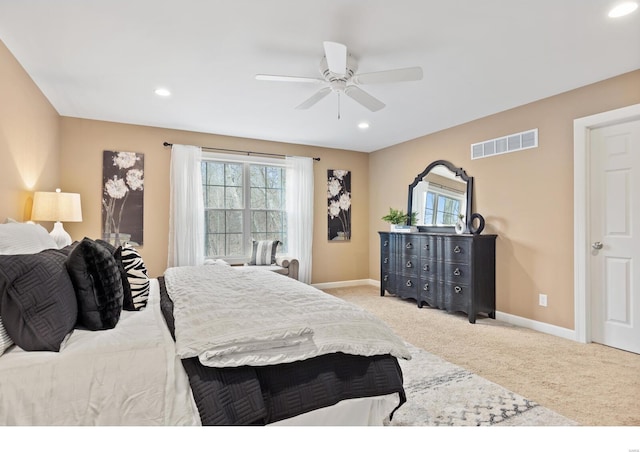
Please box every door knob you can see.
[592,241,603,250]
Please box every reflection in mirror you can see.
[413,166,467,226]
[407,160,473,232]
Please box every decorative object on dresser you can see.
[382,160,496,323]
[469,212,486,235]
[30,188,83,248]
[381,207,418,232]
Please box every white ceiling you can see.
[0,0,639,152]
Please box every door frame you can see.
[573,103,640,343]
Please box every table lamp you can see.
[31,188,83,248]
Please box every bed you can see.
[0,223,410,426]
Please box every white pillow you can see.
[0,222,58,255]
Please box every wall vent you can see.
[471,128,538,160]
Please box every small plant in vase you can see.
[382,208,417,231]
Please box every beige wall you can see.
[59,118,370,281]
[0,40,60,222]
[369,69,640,330]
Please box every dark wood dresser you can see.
[379,231,497,323]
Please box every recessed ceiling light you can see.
[154,88,171,96]
[358,122,370,129]
[608,1,638,17]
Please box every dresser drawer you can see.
[444,262,471,285]
[397,275,420,299]
[381,254,392,271]
[444,237,471,264]
[397,235,419,255]
[419,279,436,301]
[420,258,437,279]
[381,271,396,292]
[419,235,437,259]
[444,282,471,313]
[399,256,419,277]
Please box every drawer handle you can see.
[383,257,389,264]
[383,275,388,282]
[406,280,413,287]
[423,244,429,250]
[423,283,429,291]
[383,240,389,247]
[406,242,413,249]
[406,261,413,268]
[454,268,461,276]
[423,264,429,271]
[454,286,462,294]
[454,245,461,253]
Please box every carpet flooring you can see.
[390,342,576,426]
[323,284,640,427]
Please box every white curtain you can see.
[168,144,204,268]
[286,156,314,284]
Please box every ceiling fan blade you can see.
[323,41,347,75]
[255,74,323,83]
[295,87,332,110]
[352,67,423,85]
[344,86,385,112]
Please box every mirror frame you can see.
[407,159,474,233]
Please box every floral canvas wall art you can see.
[327,169,351,241]
[102,150,144,246]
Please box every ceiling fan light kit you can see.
[255,41,423,114]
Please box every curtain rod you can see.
[163,142,320,161]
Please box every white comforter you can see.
[0,279,200,426]
[164,264,411,367]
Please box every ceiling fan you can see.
[255,41,423,114]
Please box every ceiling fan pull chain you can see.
[337,92,341,120]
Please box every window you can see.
[424,191,461,225]
[201,156,287,261]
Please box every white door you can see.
[589,119,640,354]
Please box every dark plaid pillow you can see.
[0,248,78,351]
[66,238,123,330]
[96,239,135,311]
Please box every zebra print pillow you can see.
[121,244,149,310]
[0,316,13,356]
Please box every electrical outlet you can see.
[539,293,548,307]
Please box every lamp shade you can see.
[31,190,83,222]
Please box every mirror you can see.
[407,160,473,232]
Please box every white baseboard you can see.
[312,279,378,290]
[315,280,577,342]
[495,311,577,341]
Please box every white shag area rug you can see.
[388,343,579,426]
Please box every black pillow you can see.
[96,239,135,311]
[66,237,124,330]
[0,248,78,352]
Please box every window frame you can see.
[202,152,287,264]
[423,184,463,225]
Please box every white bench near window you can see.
[204,240,300,280]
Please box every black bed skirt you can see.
[158,276,406,425]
